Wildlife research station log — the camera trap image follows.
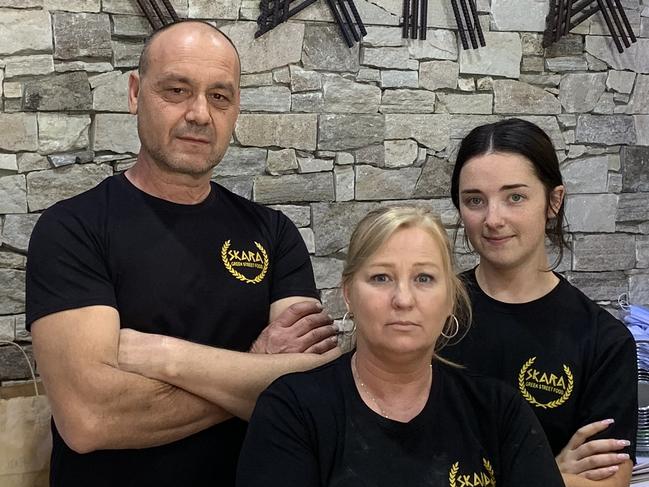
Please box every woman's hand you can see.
[556,420,631,480]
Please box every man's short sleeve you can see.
[26,205,116,329]
[269,213,318,303]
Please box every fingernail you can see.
[602,418,615,425]
[617,453,630,460]
[315,302,323,310]
[618,440,631,447]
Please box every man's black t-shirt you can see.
[237,352,564,487]
[442,269,638,459]
[26,174,318,487]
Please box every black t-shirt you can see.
[442,269,638,460]
[26,174,318,487]
[237,352,564,487]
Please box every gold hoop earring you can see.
[342,311,356,337]
[441,314,459,339]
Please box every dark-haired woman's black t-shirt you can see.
[237,352,564,487]
[442,269,638,459]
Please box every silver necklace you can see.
[352,354,390,418]
[351,353,433,420]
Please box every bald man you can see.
[26,21,338,487]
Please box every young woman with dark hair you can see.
[443,118,637,487]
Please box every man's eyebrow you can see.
[156,75,236,94]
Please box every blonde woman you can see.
[236,206,563,487]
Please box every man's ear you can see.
[128,71,140,115]
[547,185,565,219]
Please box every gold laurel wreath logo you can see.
[449,462,459,487]
[518,357,574,409]
[483,458,496,486]
[221,240,269,285]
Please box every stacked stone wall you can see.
[1,0,648,381]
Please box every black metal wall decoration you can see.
[543,0,637,53]
[402,0,428,39]
[401,0,485,49]
[137,0,179,29]
[256,0,367,48]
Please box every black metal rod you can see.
[273,0,280,29]
[150,0,169,25]
[325,0,354,47]
[411,0,419,38]
[614,0,637,43]
[282,0,290,21]
[556,0,565,41]
[160,0,179,21]
[606,0,630,47]
[451,0,469,49]
[402,0,410,38]
[337,0,359,41]
[570,4,601,30]
[459,0,478,48]
[137,0,164,29]
[347,0,367,36]
[468,0,485,46]
[564,0,573,35]
[596,0,624,52]
[419,0,428,39]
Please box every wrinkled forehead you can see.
[146,24,240,79]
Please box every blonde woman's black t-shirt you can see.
[237,352,564,487]
[26,173,318,487]
[442,269,638,460]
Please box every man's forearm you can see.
[141,336,339,420]
[49,362,232,453]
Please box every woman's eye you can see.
[510,193,525,203]
[416,274,434,284]
[465,197,483,207]
[370,274,389,283]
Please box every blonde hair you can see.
[342,206,472,354]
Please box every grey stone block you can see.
[214,147,266,177]
[493,80,561,114]
[638,235,649,268]
[26,164,113,212]
[3,55,54,78]
[237,114,317,151]
[622,146,649,191]
[0,113,38,152]
[302,23,359,72]
[0,269,25,314]
[617,193,649,223]
[561,155,609,193]
[630,272,649,307]
[627,74,649,114]
[38,113,91,154]
[312,201,380,255]
[322,75,381,113]
[92,70,130,112]
[566,194,618,232]
[53,12,112,60]
[0,252,26,270]
[354,145,385,167]
[0,8,52,56]
[419,60,458,91]
[380,89,436,114]
[268,204,311,227]
[1,213,40,253]
[334,166,354,202]
[22,72,92,111]
[0,343,34,381]
[459,32,522,79]
[565,271,628,301]
[214,176,253,199]
[266,149,298,176]
[311,256,345,289]
[253,173,334,204]
[318,114,385,151]
[414,156,453,198]
[355,165,421,201]
[573,234,635,271]
[241,86,291,113]
[93,113,140,154]
[0,175,27,213]
[407,29,458,60]
[111,40,144,68]
[576,115,636,145]
[560,73,607,113]
[385,114,450,151]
